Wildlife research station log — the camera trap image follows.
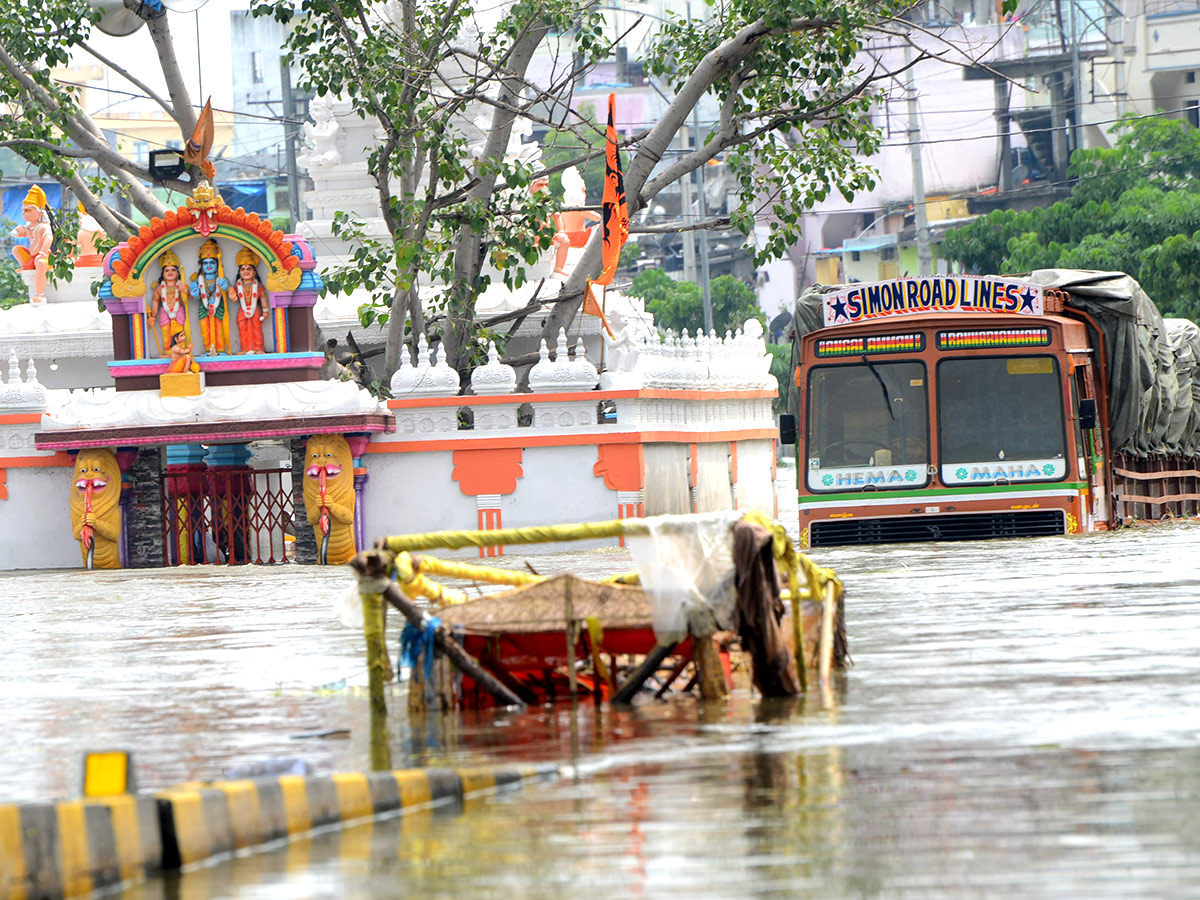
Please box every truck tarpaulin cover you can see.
[788,270,1200,457]
[1027,269,1195,457]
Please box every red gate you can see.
[161,467,294,565]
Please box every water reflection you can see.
[5,502,1200,895]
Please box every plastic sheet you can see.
[335,582,365,629]
[626,511,740,645]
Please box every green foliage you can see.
[628,270,764,335]
[942,116,1200,318]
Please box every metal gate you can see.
[160,467,294,565]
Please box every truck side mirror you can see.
[779,414,797,445]
[1078,397,1097,431]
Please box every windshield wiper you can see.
[861,355,895,420]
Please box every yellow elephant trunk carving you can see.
[68,449,123,569]
[302,434,356,565]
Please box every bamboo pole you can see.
[693,634,729,701]
[565,578,578,700]
[819,580,836,686]
[611,643,678,705]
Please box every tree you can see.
[4,0,1012,376]
[0,1,203,239]
[628,269,763,335]
[263,0,993,377]
[942,116,1200,319]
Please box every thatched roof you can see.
[435,574,652,635]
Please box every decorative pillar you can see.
[347,435,371,554]
[205,444,254,565]
[451,448,524,558]
[289,437,318,564]
[164,444,208,565]
[115,448,139,568]
[593,444,645,546]
[125,447,164,568]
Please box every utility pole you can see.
[1068,0,1084,156]
[686,0,713,331]
[693,108,714,333]
[679,124,696,284]
[904,44,932,277]
[279,56,302,229]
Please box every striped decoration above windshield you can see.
[936,328,1050,350]
[816,333,925,357]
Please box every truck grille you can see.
[809,509,1066,547]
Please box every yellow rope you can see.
[382,518,646,553]
[411,555,545,587]
[392,551,470,606]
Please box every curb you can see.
[1,763,559,899]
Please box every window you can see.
[252,51,265,84]
[880,246,897,261]
[937,356,1067,484]
[851,250,861,261]
[1187,100,1199,129]
[805,360,930,491]
[1187,71,1196,84]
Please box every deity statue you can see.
[302,433,356,565]
[529,175,572,278]
[191,239,229,355]
[151,249,190,355]
[69,448,122,569]
[232,247,268,354]
[9,185,53,304]
[559,166,601,243]
[166,328,201,374]
[74,202,104,268]
[297,95,342,169]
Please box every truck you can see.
[783,269,1200,548]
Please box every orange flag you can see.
[184,98,216,179]
[595,92,628,287]
[583,281,615,338]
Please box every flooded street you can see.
[4,475,1200,897]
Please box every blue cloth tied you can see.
[400,616,441,682]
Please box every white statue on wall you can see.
[297,95,343,169]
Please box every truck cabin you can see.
[790,277,1107,547]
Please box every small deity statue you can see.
[559,166,601,240]
[9,185,53,304]
[232,247,268,354]
[529,175,572,278]
[151,249,190,355]
[74,201,104,268]
[296,95,342,169]
[166,328,201,374]
[191,239,229,355]
[603,306,639,373]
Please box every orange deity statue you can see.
[9,185,53,304]
[232,247,268,354]
[151,249,191,355]
[166,329,201,374]
[75,201,104,268]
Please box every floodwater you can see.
[5,475,1200,898]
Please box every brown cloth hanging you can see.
[731,519,801,697]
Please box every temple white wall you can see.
[0,467,79,571]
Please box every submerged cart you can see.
[350,512,847,715]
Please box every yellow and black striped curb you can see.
[1,763,559,899]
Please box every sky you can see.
[79,0,244,117]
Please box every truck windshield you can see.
[937,356,1067,485]
[805,361,929,492]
